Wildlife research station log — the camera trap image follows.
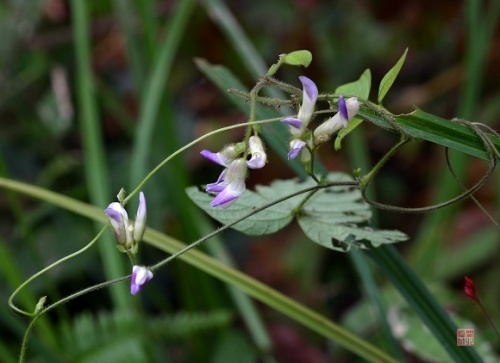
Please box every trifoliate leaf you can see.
[282,50,313,68]
[378,48,408,104]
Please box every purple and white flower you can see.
[246,136,267,169]
[131,265,153,295]
[105,192,147,246]
[281,76,318,136]
[207,158,247,208]
[200,143,242,167]
[133,192,147,243]
[105,202,130,245]
[288,139,306,160]
[313,96,360,144]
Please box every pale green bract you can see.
[335,69,371,100]
[186,172,408,251]
[378,48,408,104]
[282,50,313,68]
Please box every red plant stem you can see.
[476,297,500,340]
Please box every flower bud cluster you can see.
[105,191,147,255]
[201,135,267,208]
[105,192,153,295]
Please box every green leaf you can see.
[335,69,371,99]
[187,173,407,251]
[296,174,408,252]
[334,117,363,151]
[282,50,312,67]
[378,48,408,104]
[185,182,297,235]
[358,107,500,161]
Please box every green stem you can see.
[9,227,107,317]
[359,137,409,190]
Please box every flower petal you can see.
[210,180,246,208]
[133,192,147,243]
[346,97,360,119]
[246,136,267,169]
[131,265,153,295]
[200,150,231,167]
[281,117,303,129]
[287,139,306,160]
[299,76,318,105]
[338,95,348,121]
[206,169,227,194]
[105,202,128,244]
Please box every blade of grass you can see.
[136,0,159,63]
[71,0,128,308]
[365,246,483,363]
[0,177,397,363]
[199,0,268,78]
[128,0,195,191]
[113,0,146,92]
[346,129,404,361]
[409,0,500,275]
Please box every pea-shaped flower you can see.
[207,159,247,208]
[314,96,360,144]
[105,192,147,250]
[281,76,318,136]
[246,136,267,169]
[131,265,153,295]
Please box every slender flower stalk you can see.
[463,276,500,339]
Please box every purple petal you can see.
[105,202,128,244]
[206,169,227,194]
[246,136,267,169]
[281,117,303,129]
[338,95,348,121]
[246,156,265,169]
[299,76,318,103]
[105,204,125,225]
[200,150,228,166]
[287,139,306,160]
[211,181,245,208]
[131,265,153,295]
[133,192,147,243]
